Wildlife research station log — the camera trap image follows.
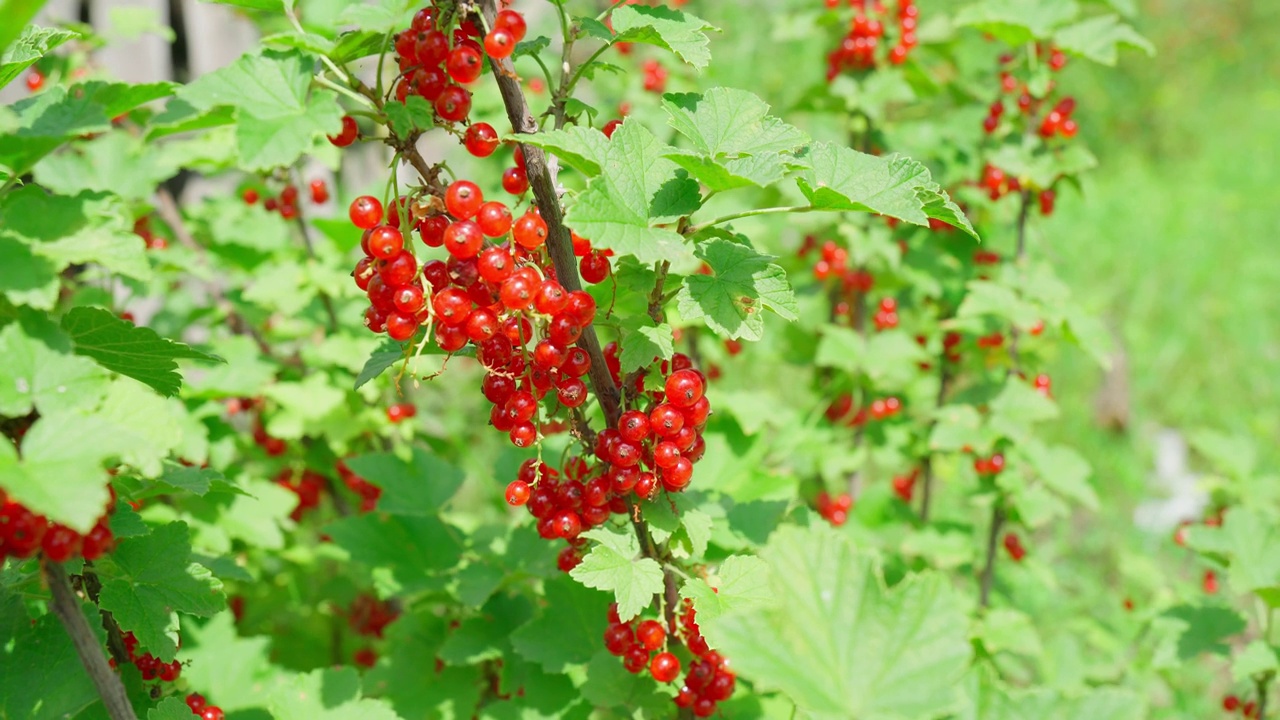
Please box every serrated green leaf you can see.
[149,696,198,720]
[701,524,971,719]
[0,322,109,417]
[1188,429,1256,480]
[354,339,405,389]
[569,527,663,622]
[956,281,1040,327]
[666,151,788,191]
[344,446,463,515]
[676,238,797,341]
[663,87,808,157]
[1054,14,1154,66]
[1232,640,1280,683]
[563,122,699,264]
[384,95,434,137]
[1160,604,1246,659]
[177,49,313,118]
[513,35,551,59]
[679,554,772,623]
[1187,509,1280,601]
[325,513,463,593]
[201,0,284,10]
[611,5,716,69]
[0,25,77,90]
[261,30,335,55]
[796,142,979,239]
[617,317,674,372]
[97,521,225,662]
[74,80,178,118]
[0,86,112,176]
[1020,439,1097,509]
[235,88,343,171]
[929,404,988,452]
[510,577,610,672]
[955,0,1080,45]
[62,307,223,397]
[0,234,59,309]
[988,378,1059,441]
[181,612,275,711]
[675,508,713,558]
[518,125,611,176]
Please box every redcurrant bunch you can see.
[673,598,737,716]
[1002,532,1026,561]
[0,490,116,565]
[345,593,400,638]
[602,604,681,680]
[816,491,853,526]
[824,0,919,79]
[115,631,184,682]
[337,459,382,513]
[273,469,327,521]
[892,469,919,503]
[185,693,225,720]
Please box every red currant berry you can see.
[446,45,484,84]
[579,251,611,284]
[435,85,472,122]
[556,378,588,408]
[512,212,548,249]
[445,180,483,220]
[665,370,704,408]
[443,220,484,259]
[636,619,665,650]
[650,651,680,683]
[392,285,425,314]
[328,115,358,147]
[418,215,449,247]
[432,287,473,326]
[484,29,516,60]
[510,422,537,448]
[367,225,404,260]
[495,9,528,42]
[476,201,513,237]
[602,119,623,138]
[464,122,500,157]
[505,480,531,506]
[378,251,418,286]
[416,29,449,66]
[502,167,530,195]
[242,188,259,204]
[476,246,514,283]
[349,196,384,229]
[309,179,329,204]
[386,312,418,341]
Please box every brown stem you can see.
[79,564,131,668]
[978,505,1005,608]
[44,561,138,720]
[919,362,953,522]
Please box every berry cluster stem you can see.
[978,504,1005,609]
[79,563,132,669]
[476,0,658,560]
[44,560,139,720]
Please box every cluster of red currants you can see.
[641,58,669,93]
[337,460,381,513]
[1002,532,1026,561]
[185,693,225,720]
[386,402,417,423]
[242,180,330,220]
[1223,694,1262,718]
[673,598,736,716]
[251,417,287,457]
[0,490,115,564]
[346,593,400,638]
[112,631,183,682]
[872,297,898,331]
[892,469,919,503]
[274,468,328,521]
[973,453,1005,476]
[816,490,854,526]
[800,237,876,321]
[602,604,680,680]
[823,0,920,79]
[387,4,526,122]
[505,358,713,568]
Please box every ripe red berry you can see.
[476,201,513,237]
[329,115,358,147]
[25,69,45,92]
[186,693,206,713]
[367,225,404,260]
[494,9,528,42]
[349,196,384,229]
[432,288,473,326]
[392,285,425,314]
[579,251,611,284]
[464,122,500,157]
[445,180,483,220]
[650,651,681,683]
[446,45,484,84]
[636,619,665,650]
[435,85,472,122]
[201,707,225,720]
[1223,696,1241,712]
[242,188,260,205]
[41,524,82,563]
[443,220,484,259]
[665,370,705,408]
[502,167,530,195]
[484,29,516,60]
[512,212,548,249]
[602,119,623,138]
[505,480,531,506]
[80,522,114,560]
[309,179,329,204]
[386,312,419,341]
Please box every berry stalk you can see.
[43,560,139,720]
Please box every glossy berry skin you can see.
[636,619,665,650]
[392,285,425,314]
[41,524,82,563]
[443,221,484,259]
[201,707,226,720]
[25,69,44,92]
[385,312,418,341]
[367,225,404,260]
[446,45,484,84]
[328,115,358,147]
[650,652,681,683]
[349,196,384,229]
[435,85,472,123]
[502,167,529,195]
[464,123,500,157]
[602,119,623,138]
[512,212,547,249]
[309,179,329,204]
[505,480,531,506]
[484,29,516,60]
[494,9,527,42]
[579,251,611,284]
[665,370,705,408]
[445,180,483,220]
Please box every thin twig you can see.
[79,564,131,668]
[919,362,953,522]
[44,561,138,720]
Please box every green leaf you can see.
[344,446,464,515]
[0,0,53,55]
[0,591,102,720]
[384,95,435,137]
[1232,640,1280,683]
[1188,429,1257,480]
[1054,14,1154,65]
[235,89,343,171]
[0,322,109,417]
[957,280,1041,327]
[617,317,674,372]
[201,0,284,10]
[1159,604,1246,659]
[569,527,664,623]
[263,373,348,439]
[663,87,808,157]
[355,339,405,389]
[701,524,972,720]
[955,0,1080,45]
[514,125,610,176]
[666,151,789,191]
[261,30,334,56]
[679,555,772,623]
[330,29,386,62]
[796,142,979,239]
[62,307,223,397]
[512,35,551,59]
[929,404,989,452]
[676,238,798,341]
[325,513,463,593]
[0,234,59,309]
[0,86,112,176]
[510,577,610,673]
[1019,439,1097,509]
[988,378,1059,441]
[563,122,699,264]
[149,696,199,720]
[270,667,402,720]
[74,80,178,118]
[181,613,276,711]
[1187,509,1280,601]
[97,521,226,662]
[0,25,77,90]
[610,4,717,69]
